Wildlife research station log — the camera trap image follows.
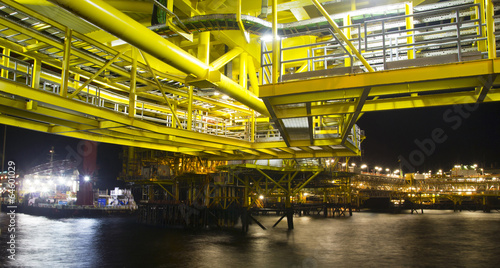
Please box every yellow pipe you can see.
[311,0,374,72]
[247,55,260,95]
[69,49,125,99]
[128,47,137,118]
[272,0,280,83]
[343,14,352,67]
[406,3,414,60]
[16,0,153,13]
[1,48,10,78]
[239,52,247,88]
[50,0,270,116]
[486,0,496,59]
[210,47,243,70]
[475,0,487,52]
[187,86,193,130]
[198,31,210,65]
[60,27,72,97]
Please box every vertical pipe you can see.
[247,54,260,95]
[187,86,193,130]
[128,47,137,118]
[198,31,210,65]
[405,3,414,60]
[60,27,72,97]
[239,52,248,88]
[251,111,255,142]
[486,0,496,59]
[1,48,10,78]
[475,0,487,52]
[272,0,279,84]
[343,15,352,67]
[31,58,41,89]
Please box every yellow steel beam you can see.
[260,59,500,98]
[187,86,193,130]
[292,171,321,196]
[60,27,72,97]
[486,0,496,59]
[128,47,137,118]
[256,169,287,192]
[272,0,279,84]
[276,90,500,118]
[0,79,253,148]
[50,0,270,116]
[68,49,126,99]
[198,32,210,65]
[139,50,183,128]
[237,0,250,43]
[247,54,260,95]
[311,0,374,72]
[0,96,97,126]
[1,48,10,78]
[209,47,243,70]
[208,149,359,160]
[405,2,414,60]
[239,52,248,88]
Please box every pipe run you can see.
[49,0,270,117]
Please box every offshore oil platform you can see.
[0,0,498,230]
[120,148,500,230]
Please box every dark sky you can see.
[1,101,500,180]
[357,102,500,173]
[0,126,123,189]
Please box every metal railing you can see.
[262,0,494,78]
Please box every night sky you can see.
[1,101,500,183]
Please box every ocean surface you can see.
[1,209,500,267]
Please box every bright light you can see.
[385,168,390,172]
[341,163,346,167]
[261,34,281,42]
[259,195,264,199]
[25,179,31,185]
[361,164,367,169]
[222,95,229,100]
[84,176,90,182]
[351,163,356,167]
[303,193,308,196]
[393,170,400,174]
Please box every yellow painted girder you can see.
[0,79,254,149]
[260,59,500,98]
[275,90,500,118]
[207,149,359,160]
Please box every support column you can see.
[405,3,415,59]
[250,111,255,142]
[343,15,352,67]
[286,173,294,230]
[128,48,137,118]
[1,48,10,79]
[247,55,259,95]
[31,57,41,89]
[475,0,487,52]
[198,31,210,65]
[272,0,280,83]
[239,52,248,88]
[60,27,72,97]
[486,0,496,59]
[187,86,193,130]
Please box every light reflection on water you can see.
[1,210,500,267]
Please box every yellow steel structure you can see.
[0,0,497,161]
